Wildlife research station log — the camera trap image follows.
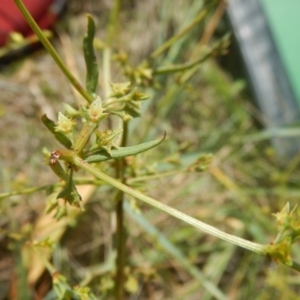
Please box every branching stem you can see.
[114,121,128,300]
[74,156,266,254]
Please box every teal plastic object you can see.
[226,0,300,160]
[261,0,300,105]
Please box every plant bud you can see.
[55,112,76,134]
[110,82,131,97]
[87,96,108,123]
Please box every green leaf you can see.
[83,14,99,95]
[57,169,82,208]
[57,183,82,206]
[41,115,72,149]
[84,132,166,163]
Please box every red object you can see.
[0,0,63,46]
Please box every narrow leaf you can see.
[84,132,166,163]
[83,14,99,94]
[41,115,72,149]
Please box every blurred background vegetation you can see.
[1,0,300,299]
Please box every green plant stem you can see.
[115,121,128,300]
[153,34,229,75]
[127,169,187,184]
[153,52,211,75]
[115,192,125,300]
[73,156,265,254]
[14,0,93,104]
[74,158,300,271]
[106,0,121,45]
[142,33,228,142]
[15,241,31,300]
[0,185,56,200]
[102,0,120,98]
[103,48,111,98]
[150,10,207,59]
[74,122,98,154]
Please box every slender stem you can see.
[74,156,266,254]
[0,184,56,200]
[102,0,120,99]
[150,10,207,59]
[15,241,31,300]
[103,48,111,98]
[14,0,93,103]
[127,169,186,184]
[120,121,128,149]
[153,35,229,75]
[153,50,211,75]
[74,122,97,154]
[106,0,121,45]
[115,192,125,300]
[115,121,128,300]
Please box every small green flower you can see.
[135,63,153,80]
[87,96,108,123]
[132,90,150,101]
[55,112,76,134]
[272,202,291,227]
[265,239,293,266]
[110,82,131,97]
[91,129,122,155]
